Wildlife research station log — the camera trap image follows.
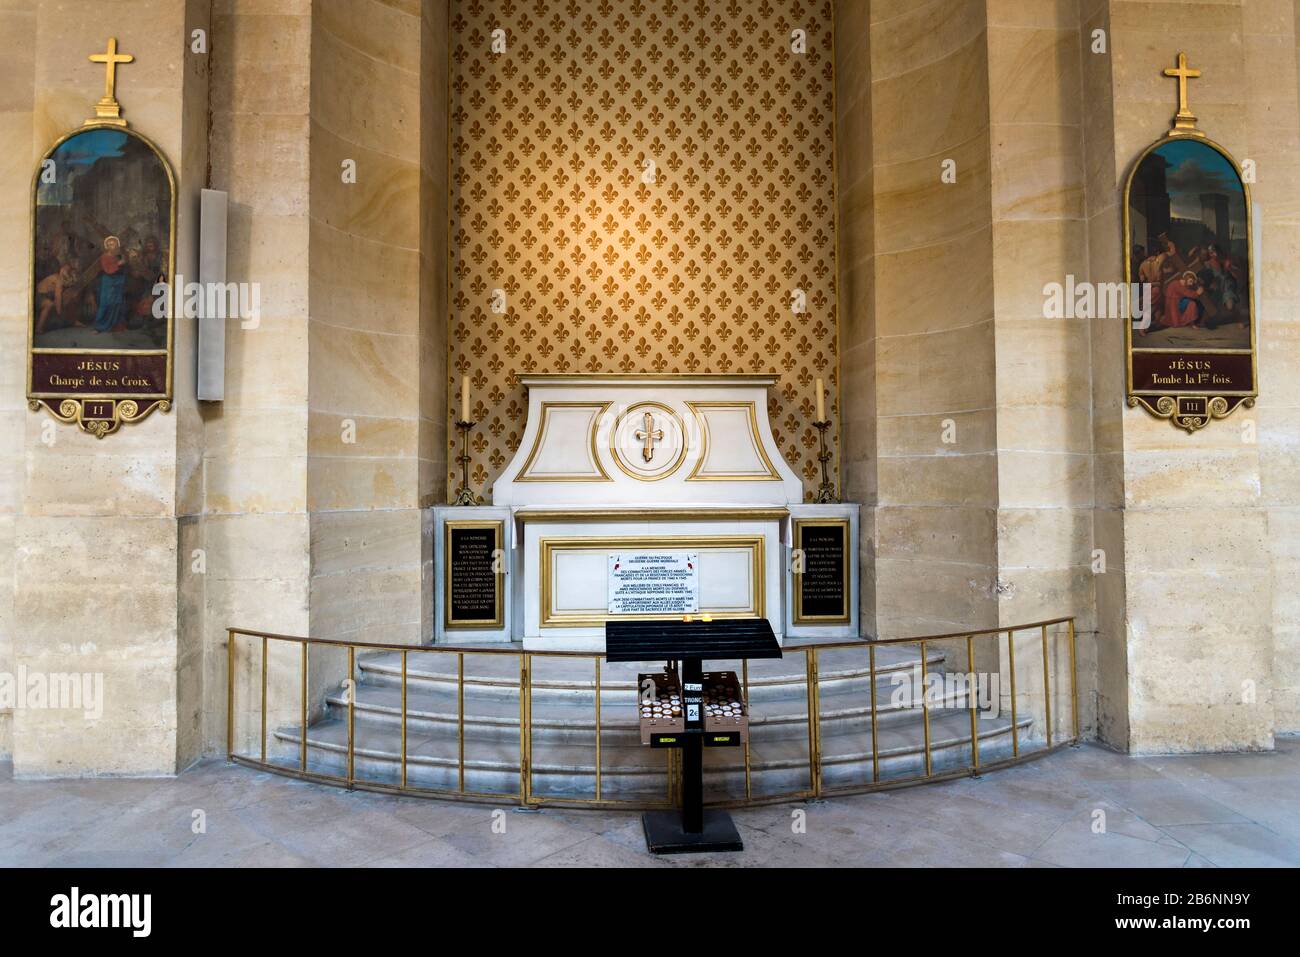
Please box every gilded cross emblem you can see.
[87,37,134,127]
[635,411,663,463]
[1163,51,1201,133]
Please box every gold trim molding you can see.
[608,401,687,482]
[792,518,851,625]
[444,519,505,630]
[28,83,176,438]
[540,535,765,628]
[515,401,613,482]
[518,507,789,523]
[684,401,782,482]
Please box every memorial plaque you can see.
[794,519,850,624]
[608,552,699,616]
[444,520,504,628]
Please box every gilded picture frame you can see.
[27,122,177,438]
[1123,130,1257,433]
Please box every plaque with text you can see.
[608,552,699,616]
[794,519,850,624]
[444,520,504,628]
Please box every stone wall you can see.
[0,0,36,759]
[10,0,208,775]
[206,0,313,756]
[1089,0,1288,752]
[306,0,428,654]
[1259,0,1300,734]
[2,0,1299,774]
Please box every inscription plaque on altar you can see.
[793,519,850,624]
[444,520,504,628]
[608,553,699,616]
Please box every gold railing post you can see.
[1041,624,1053,748]
[594,657,602,803]
[519,653,531,805]
[806,647,821,797]
[1069,617,1079,742]
[300,642,308,772]
[400,649,408,789]
[742,659,752,801]
[966,634,979,771]
[260,635,268,764]
[868,643,879,783]
[226,629,235,759]
[1006,630,1020,757]
[919,640,932,777]
[346,645,356,786]
[458,652,466,793]
[219,617,1077,810]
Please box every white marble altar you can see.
[434,374,859,650]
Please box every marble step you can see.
[354,642,948,705]
[319,678,989,743]
[271,708,1038,799]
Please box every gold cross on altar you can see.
[635,412,664,463]
[87,37,134,127]
[1163,51,1202,133]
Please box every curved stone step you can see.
[319,678,986,744]
[271,709,1038,799]
[354,643,949,707]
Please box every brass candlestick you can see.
[813,419,837,504]
[453,419,478,506]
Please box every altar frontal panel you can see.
[540,536,765,628]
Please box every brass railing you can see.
[226,617,1078,809]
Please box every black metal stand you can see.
[605,618,782,856]
[642,654,743,853]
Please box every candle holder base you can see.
[812,419,838,504]
[453,418,478,507]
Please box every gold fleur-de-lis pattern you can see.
[449,0,837,501]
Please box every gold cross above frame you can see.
[635,411,664,463]
[1164,51,1202,134]
[87,37,134,127]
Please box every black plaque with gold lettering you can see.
[444,520,503,628]
[794,519,850,624]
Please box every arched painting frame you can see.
[27,122,176,438]
[1123,132,1256,433]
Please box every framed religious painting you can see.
[27,40,176,438]
[1123,54,1256,433]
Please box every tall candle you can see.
[815,378,825,422]
[460,375,470,422]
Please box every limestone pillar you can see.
[11,0,210,775]
[0,0,37,759]
[1083,0,1296,751]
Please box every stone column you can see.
[1085,0,1288,752]
[0,0,37,759]
[11,0,210,775]
[985,1,1096,735]
[863,0,1001,641]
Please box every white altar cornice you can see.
[493,373,803,507]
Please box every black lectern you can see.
[605,618,782,854]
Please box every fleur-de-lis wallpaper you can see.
[449,0,837,501]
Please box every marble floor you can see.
[1,739,1298,867]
